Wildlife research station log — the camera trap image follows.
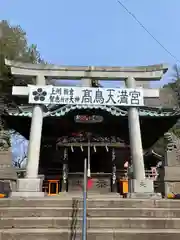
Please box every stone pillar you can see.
[11,75,45,197]
[126,77,145,179]
[26,105,43,178]
[126,77,157,198]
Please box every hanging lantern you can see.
[124,161,129,168]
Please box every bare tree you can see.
[172,64,180,81]
[13,152,27,169]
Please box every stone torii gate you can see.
[5,59,167,197]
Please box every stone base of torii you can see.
[5,59,168,198]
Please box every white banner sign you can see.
[28,86,144,106]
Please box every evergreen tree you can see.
[0,20,45,149]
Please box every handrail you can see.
[82,158,87,240]
[70,199,79,240]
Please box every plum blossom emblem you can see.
[32,88,47,102]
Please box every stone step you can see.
[1,228,180,240]
[1,217,180,229]
[1,198,180,208]
[1,207,180,218]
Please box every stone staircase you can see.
[0,196,180,239]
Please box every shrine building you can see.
[2,60,180,197]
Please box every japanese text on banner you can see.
[28,86,144,106]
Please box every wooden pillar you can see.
[111,148,117,192]
[62,148,68,192]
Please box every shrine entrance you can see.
[67,146,112,193]
[68,147,111,173]
[56,132,128,194]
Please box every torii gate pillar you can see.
[11,75,45,197]
[125,77,161,198]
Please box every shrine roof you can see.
[4,104,180,118]
[4,104,179,148]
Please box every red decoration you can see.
[77,178,93,190]
[71,132,82,137]
[87,178,93,189]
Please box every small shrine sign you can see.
[28,86,144,106]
